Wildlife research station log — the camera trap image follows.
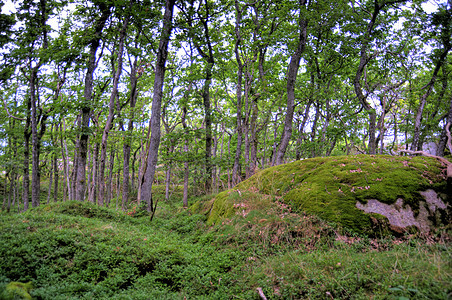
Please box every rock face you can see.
[356,189,449,234]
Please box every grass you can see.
[0,197,450,299]
[0,155,450,299]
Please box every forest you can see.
[0,0,451,212]
[0,0,451,298]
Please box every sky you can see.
[1,0,446,14]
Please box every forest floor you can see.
[0,187,450,299]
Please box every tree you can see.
[353,0,406,155]
[275,0,308,165]
[140,0,176,213]
[411,3,452,151]
[75,1,112,201]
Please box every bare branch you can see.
[2,96,26,121]
[256,287,267,300]
[399,149,451,179]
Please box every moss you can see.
[205,191,236,225]
[3,281,33,300]
[206,155,449,234]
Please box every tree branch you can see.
[399,149,451,179]
[256,287,267,300]
[2,96,26,121]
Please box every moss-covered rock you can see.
[201,155,450,235]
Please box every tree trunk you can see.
[88,142,99,203]
[99,17,128,206]
[233,0,244,186]
[140,0,175,212]
[182,103,190,207]
[47,157,54,204]
[23,96,31,211]
[310,103,320,158]
[75,4,111,201]
[296,99,313,159]
[122,55,139,210]
[53,153,59,202]
[271,108,282,165]
[30,67,40,208]
[202,63,214,192]
[165,163,171,201]
[275,0,308,165]
[249,95,259,176]
[107,146,115,207]
[60,119,71,201]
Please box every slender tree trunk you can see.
[122,56,139,210]
[131,145,140,191]
[107,146,115,207]
[243,75,251,178]
[60,119,71,201]
[233,0,244,186]
[75,4,111,202]
[310,103,320,158]
[88,143,99,203]
[115,153,121,210]
[7,174,14,213]
[182,103,190,207]
[137,126,150,205]
[227,132,232,188]
[140,0,175,212]
[275,0,308,165]
[202,64,214,192]
[249,95,258,176]
[23,97,31,211]
[271,109,282,165]
[47,157,54,204]
[30,67,41,208]
[165,163,171,201]
[296,99,313,159]
[99,17,128,206]
[53,153,58,202]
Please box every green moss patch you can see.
[205,155,449,234]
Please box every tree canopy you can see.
[0,0,451,212]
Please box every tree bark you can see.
[140,0,175,213]
[275,0,308,165]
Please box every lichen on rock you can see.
[356,189,449,233]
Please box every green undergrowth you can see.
[1,196,451,299]
[199,155,449,234]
